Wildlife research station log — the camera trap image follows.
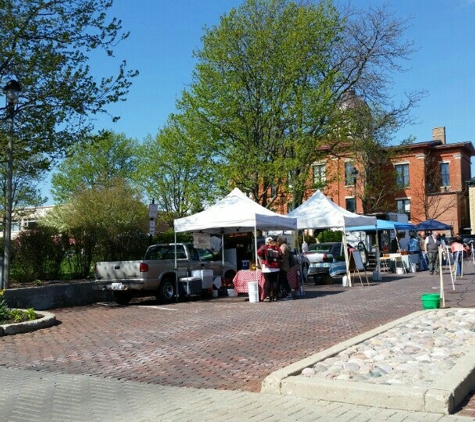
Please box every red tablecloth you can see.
[287,265,300,290]
[233,270,265,300]
[233,267,300,301]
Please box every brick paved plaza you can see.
[1,266,475,419]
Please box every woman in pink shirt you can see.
[451,236,465,276]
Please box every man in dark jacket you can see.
[425,232,441,275]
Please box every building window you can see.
[395,163,409,188]
[440,162,450,187]
[396,198,411,219]
[313,163,326,185]
[345,162,356,186]
[346,197,356,213]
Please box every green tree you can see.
[177,0,423,209]
[136,114,224,225]
[51,131,139,203]
[43,178,149,276]
[12,226,69,283]
[0,1,138,281]
[0,153,47,239]
[0,0,138,208]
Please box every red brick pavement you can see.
[1,268,475,416]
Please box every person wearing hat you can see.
[257,237,282,301]
[277,236,293,300]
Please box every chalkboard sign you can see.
[352,251,365,271]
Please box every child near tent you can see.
[257,237,283,302]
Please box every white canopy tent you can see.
[174,188,297,234]
[287,190,376,230]
[173,188,297,293]
[287,190,377,285]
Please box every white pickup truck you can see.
[94,243,236,305]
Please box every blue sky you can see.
[42,0,475,203]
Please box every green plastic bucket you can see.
[421,293,440,309]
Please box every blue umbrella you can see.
[414,219,452,231]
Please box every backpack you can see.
[266,247,281,263]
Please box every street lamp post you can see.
[2,80,21,289]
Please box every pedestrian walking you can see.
[425,232,441,275]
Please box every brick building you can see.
[312,127,475,234]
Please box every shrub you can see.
[0,290,9,322]
[0,291,37,324]
[12,227,69,283]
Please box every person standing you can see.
[257,237,282,302]
[451,236,465,276]
[425,232,441,275]
[277,236,293,300]
[408,234,420,254]
[418,232,428,270]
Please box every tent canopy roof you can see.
[287,190,377,229]
[174,188,297,234]
[347,219,414,232]
[414,219,453,231]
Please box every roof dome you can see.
[338,89,367,111]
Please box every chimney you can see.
[432,126,446,144]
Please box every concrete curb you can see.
[4,281,114,310]
[0,310,56,336]
[261,310,475,414]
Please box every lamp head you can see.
[3,80,21,105]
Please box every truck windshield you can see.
[196,248,216,262]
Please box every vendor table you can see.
[382,253,420,273]
[233,270,264,300]
[232,266,301,301]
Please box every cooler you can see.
[191,270,213,289]
[179,277,202,297]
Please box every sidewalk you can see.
[0,366,472,421]
[0,266,475,421]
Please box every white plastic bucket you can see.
[396,268,404,275]
[247,281,259,303]
[342,276,349,287]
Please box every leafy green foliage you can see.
[316,230,343,243]
[44,178,149,277]
[12,226,69,282]
[51,132,140,204]
[178,0,340,208]
[176,0,423,209]
[0,1,138,166]
[0,1,138,269]
[0,290,9,322]
[0,291,37,324]
[135,115,224,221]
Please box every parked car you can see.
[304,242,347,282]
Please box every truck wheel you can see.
[113,291,133,305]
[157,278,175,303]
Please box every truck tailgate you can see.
[95,261,142,281]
